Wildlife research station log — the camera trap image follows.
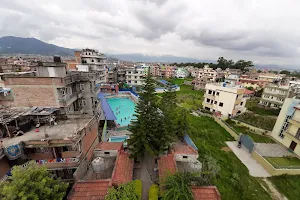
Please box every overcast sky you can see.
[1,0,300,67]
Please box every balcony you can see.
[58,91,82,107]
[204,93,215,100]
[284,131,300,142]
[289,118,300,128]
[202,102,213,109]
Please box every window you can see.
[216,92,219,96]
[135,81,137,83]
[214,101,217,104]
[208,90,212,94]
[61,89,66,96]
[104,152,110,155]
[91,59,94,62]
[219,102,224,107]
[183,156,188,159]
[206,98,210,103]
[240,102,243,106]
[80,84,85,91]
[81,98,87,106]
[135,76,137,79]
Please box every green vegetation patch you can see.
[225,119,275,143]
[269,175,300,200]
[235,112,276,131]
[149,184,159,200]
[246,98,280,116]
[187,115,272,200]
[264,157,300,168]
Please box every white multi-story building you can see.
[197,65,217,81]
[202,83,247,118]
[125,66,147,86]
[75,49,107,84]
[175,68,190,78]
[260,84,291,108]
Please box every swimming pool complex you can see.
[106,97,136,127]
[109,135,129,142]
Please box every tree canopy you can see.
[172,57,254,72]
[279,70,291,75]
[105,180,141,200]
[0,164,68,200]
[128,72,172,159]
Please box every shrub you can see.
[149,184,159,200]
[134,180,143,200]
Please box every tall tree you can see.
[160,83,177,137]
[128,72,171,159]
[175,108,189,140]
[0,164,68,200]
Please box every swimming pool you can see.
[106,97,136,126]
[109,135,129,142]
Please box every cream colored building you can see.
[258,74,283,83]
[197,65,217,81]
[272,97,300,156]
[202,83,247,118]
[260,84,291,108]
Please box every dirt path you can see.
[262,178,288,200]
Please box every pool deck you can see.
[106,130,132,139]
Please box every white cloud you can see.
[0,0,300,67]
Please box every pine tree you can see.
[175,108,188,140]
[160,83,177,138]
[128,72,171,159]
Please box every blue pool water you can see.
[109,135,129,142]
[107,98,136,126]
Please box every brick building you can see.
[0,59,98,115]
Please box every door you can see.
[289,141,297,151]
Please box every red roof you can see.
[173,142,198,155]
[244,89,255,95]
[111,150,134,186]
[95,142,123,151]
[158,153,176,181]
[191,186,221,200]
[68,179,111,200]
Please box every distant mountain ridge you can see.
[108,53,209,63]
[0,36,75,55]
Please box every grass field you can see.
[264,157,300,168]
[235,112,276,131]
[187,114,272,200]
[269,175,300,200]
[246,98,280,116]
[225,120,275,143]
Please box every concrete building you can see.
[259,84,291,108]
[258,74,283,83]
[125,66,147,86]
[272,97,300,156]
[175,68,190,78]
[197,65,218,81]
[0,108,99,183]
[239,78,269,90]
[76,49,107,84]
[0,58,98,115]
[202,83,247,118]
[225,74,240,85]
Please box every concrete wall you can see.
[213,116,239,140]
[94,149,119,157]
[174,154,198,162]
[252,150,300,176]
[73,159,88,181]
[81,119,99,162]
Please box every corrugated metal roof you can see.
[97,92,117,121]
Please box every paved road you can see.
[226,141,271,177]
[140,156,154,200]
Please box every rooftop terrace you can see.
[2,117,92,147]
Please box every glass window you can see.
[219,102,224,107]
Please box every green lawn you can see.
[268,175,300,200]
[264,157,300,168]
[187,114,272,200]
[235,112,276,131]
[246,98,280,116]
[225,120,275,143]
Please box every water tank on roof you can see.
[92,157,105,173]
